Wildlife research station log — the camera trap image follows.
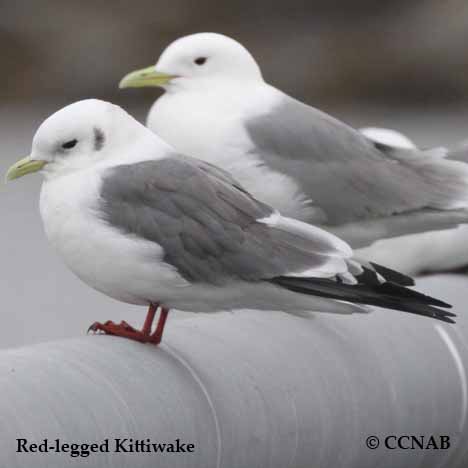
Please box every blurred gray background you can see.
[1,0,468,349]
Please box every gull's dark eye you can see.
[61,139,78,150]
[194,57,207,66]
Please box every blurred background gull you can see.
[1,0,468,348]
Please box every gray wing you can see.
[98,155,349,285]
[448,139,468,163]
[246,94,468,226]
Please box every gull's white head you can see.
[119,33,263,92]
[6,99,151,181]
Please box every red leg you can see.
[141,303,157,336]
[148,308,170,345]
[87,303,159,343]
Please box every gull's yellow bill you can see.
[119,66,175,89]
[5,156,46,182]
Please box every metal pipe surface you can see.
[1,275,468,468]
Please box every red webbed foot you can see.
[87,320,148,342]
[87,304,170,345]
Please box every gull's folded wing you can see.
[447,139,468,163]
[98,155,351,285]
[245,95,468,246]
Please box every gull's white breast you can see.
[39,168,188,306]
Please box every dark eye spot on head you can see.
[194,57,207,66]
[93,127,105,151]
[61,139,77,150]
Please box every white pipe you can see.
[1,296,468,468]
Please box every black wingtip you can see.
[377,282,452,309]
[370,262,415,287]
[270,276,456,324]
[431,311,457,324]
[439,309,457,317]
